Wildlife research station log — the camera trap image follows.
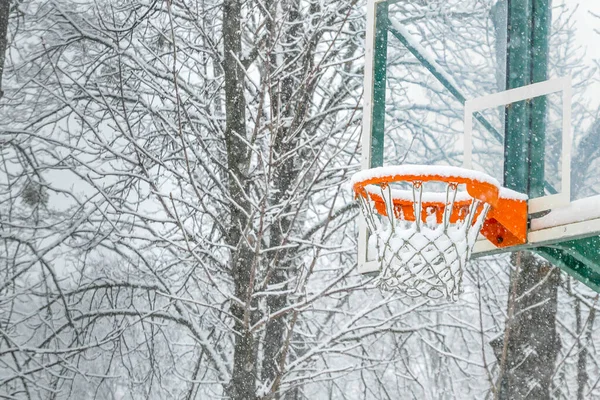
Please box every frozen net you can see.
[358,182,490,300]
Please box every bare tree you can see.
[0,0,437,398]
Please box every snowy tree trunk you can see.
[0,0,10,98]
[575,291,595,400]
[223,0,257,397]
[493,252,561,399]
[259,0,298,388]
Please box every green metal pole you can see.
[504,0,532,193]
[529,0,551,198]
[371,2,389,168]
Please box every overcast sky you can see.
[575,1,600,61]
[570,0,599,107]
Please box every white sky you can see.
[575,1,600,61]
[569,0,600,108]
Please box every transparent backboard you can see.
[360,0,600,271]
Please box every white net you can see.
[358,182,491,300]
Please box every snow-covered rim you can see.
[351,164,501,188]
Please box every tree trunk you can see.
[0,0,10,98]
[493,252,561,399]
[576,295,595,400]
[223,0,256,397]
[260,0,314,396]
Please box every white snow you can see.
[531,194,600,230]
[351,164,501,187]
[499,187,529,201]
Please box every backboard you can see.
[358,0,600,289]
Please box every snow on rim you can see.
[499,187,529,201]
[351,165,501,188]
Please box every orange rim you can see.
[353,168,528,248]
[353,172,500,207]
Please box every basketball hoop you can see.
[352,165,527,300]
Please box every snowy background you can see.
[0,0,599,399]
